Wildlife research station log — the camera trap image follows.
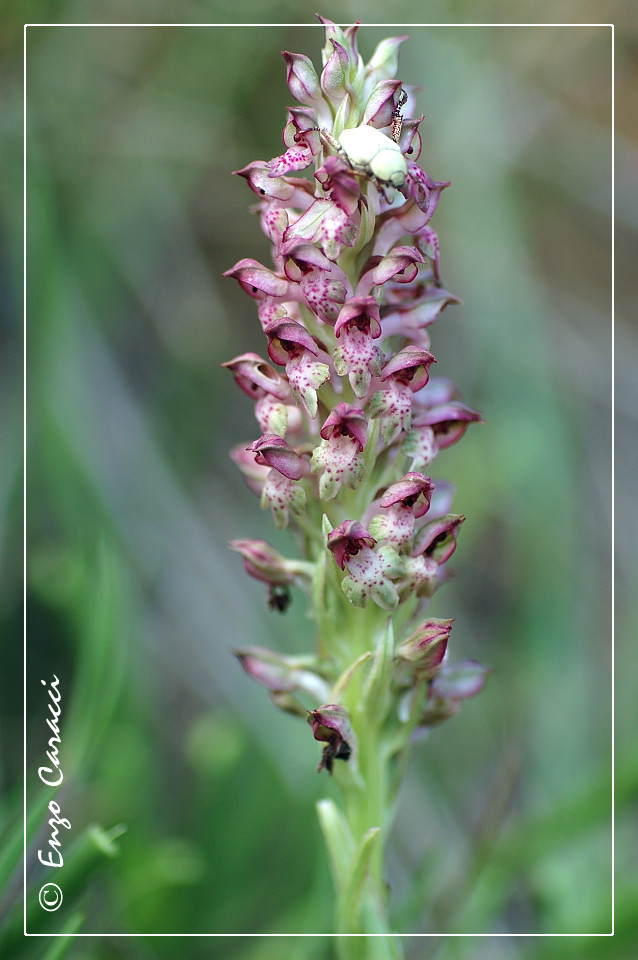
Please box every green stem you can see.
[328,616,403,959]
[335,727,402,959]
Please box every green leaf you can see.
[40,912,85,960]
[362,620,395,725]
[336,826,381,933]
[316,798,355,889]
[331,652,373,703]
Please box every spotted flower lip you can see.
[327,520,376,570]
[370,348,437,443]
[333,296,385,398]
[264,317,331,419]
[261,469,307,529]
[281,198,358,261]
[282,246,350,326]
[312,405,368,499]
[248,434,305,480]
[326,519,402,609]
[380,472,434,518]
[268,107,323,178]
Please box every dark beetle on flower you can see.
[267,583,291,614]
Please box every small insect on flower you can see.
[267,584,292,613]
[319,90,409,200]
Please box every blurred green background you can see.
[2,1,635,958]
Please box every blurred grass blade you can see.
[40,911,85,960]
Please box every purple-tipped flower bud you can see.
[397,618,454,674]
[343,21,361,59]
[413,514,466,565]
[362,79,404,128]
[411,402,484,450]
[419,661,491,727]
[223,258,288,300]
[234,161,303,202]
[248,434,305,481]
[229,538,297,585]
[430,660,491,700]
[236,646,330,702]
[320,40,351,102]
[307,703,356,773]
[221,352,291,402]
[365,34,408,82]
[282,51,323,108]
[317,16,348,61]
[230,444,270,495]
